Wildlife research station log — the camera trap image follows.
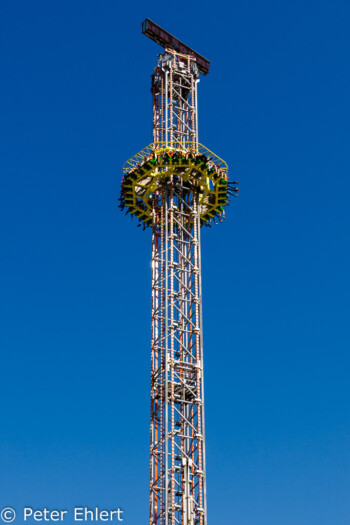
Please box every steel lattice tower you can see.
[120,19,238,525]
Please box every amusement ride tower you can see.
[120,19,238,525]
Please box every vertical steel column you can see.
[150,50,206,525]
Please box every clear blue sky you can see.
[1,1,349,524]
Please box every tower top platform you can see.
[142,18,210,75]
